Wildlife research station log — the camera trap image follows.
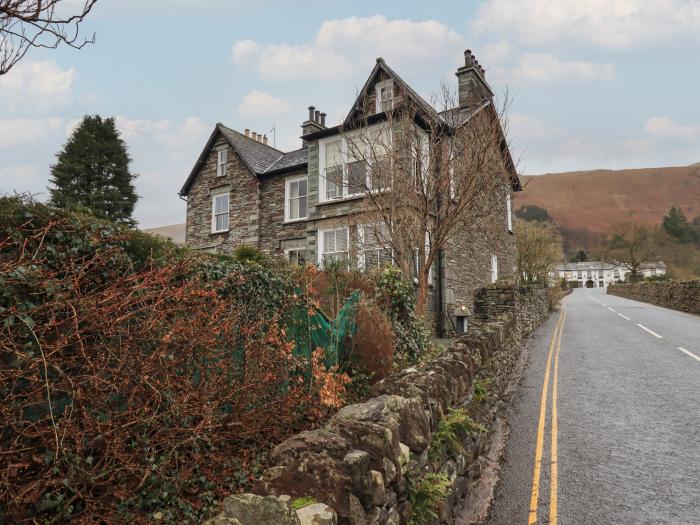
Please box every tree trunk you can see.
[415,269,429,317]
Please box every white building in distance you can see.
[551,261,667,288]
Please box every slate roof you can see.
[179,123,307,196]
[263,147,308,174]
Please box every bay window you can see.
[319,124,392,202]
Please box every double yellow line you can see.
[528,304,566,525]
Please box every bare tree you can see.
[0,0,97,75]
[607,222,650,280]
[324,84,515,315]
[515,219,563,284]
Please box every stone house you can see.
[179,50,521,335]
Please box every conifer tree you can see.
[49,115,138,225]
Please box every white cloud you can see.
[493,53,615,83]
[0,164,48,197]
[0,118,65,148]
[473,0,700,49]
[644,117,699,140]
[114,116,209,158]
[0,60,75,104]
[237,90,290,119]
[232,15,465,81]
[508,113,566,143]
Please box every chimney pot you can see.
[308,106,315,121]
[262,134,268,145]
[244,128,250,137]
[320,112,327,127]
[314,110,320,123]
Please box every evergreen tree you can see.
[49,115,138,225]
[515,204,554,223]
[662,206,693,243]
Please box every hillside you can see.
[516,165,700,233]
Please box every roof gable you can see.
[180,123,304,196]
[343,58,444,127]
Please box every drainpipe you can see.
[437,247,445,337]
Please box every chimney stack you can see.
[301,105,328,147]
[456,49,492,110]
[244,128,250,137]
[252,132,258,141]
[262,134,268,145]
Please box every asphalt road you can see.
[488,288,700,525]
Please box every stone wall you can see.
[607,280,700,314]
[185,142,261,254]
[204,285,551,525]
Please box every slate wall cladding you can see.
[607,280,700,314]
[185,142,260,253]
[203,284,551,525]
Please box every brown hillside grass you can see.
[517,165,700,233]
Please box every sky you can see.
[1,0,699,228]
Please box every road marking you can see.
[617,313,631,321]
[600,302,607,307]
[678,347,700,362]
[637,323,663,339]
[528,307,565,525]
[549,306,566,525]
[607,307,616,312]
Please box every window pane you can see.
[347,160,366,194]
[214,194,228,214]
[323,231,335,253]
[325,139,342,168]
[289,180,299,198]
[298,179,307,196]
[326,165,343,199]
[290,197,299,219]
[298,196,307,218]
[335,228,348,252]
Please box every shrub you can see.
[373,266,430,365]
[347,298,394,383]
[232,244,266,264]
[428,408,487,462]
[0,197,344,523]
[407,472,451,524]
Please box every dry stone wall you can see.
[607,280,700,314]
[204,284,551,525]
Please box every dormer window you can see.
[216,149,228,177]
[375,79,394,113]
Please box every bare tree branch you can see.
[0,0,97,75]
[324,83,516,314]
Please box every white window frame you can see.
[506,190,513,232]
[216,148,228,177]
[490,254,499,283]
[375,79,394,113]
[358,223,393,271]
[211,192,230,233]
[284,246,308,266]
[413,230,434,285]
[317,226,350,267]
[318,124,392,203]
[284,174,308,223]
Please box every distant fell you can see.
[516,165,700,234]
